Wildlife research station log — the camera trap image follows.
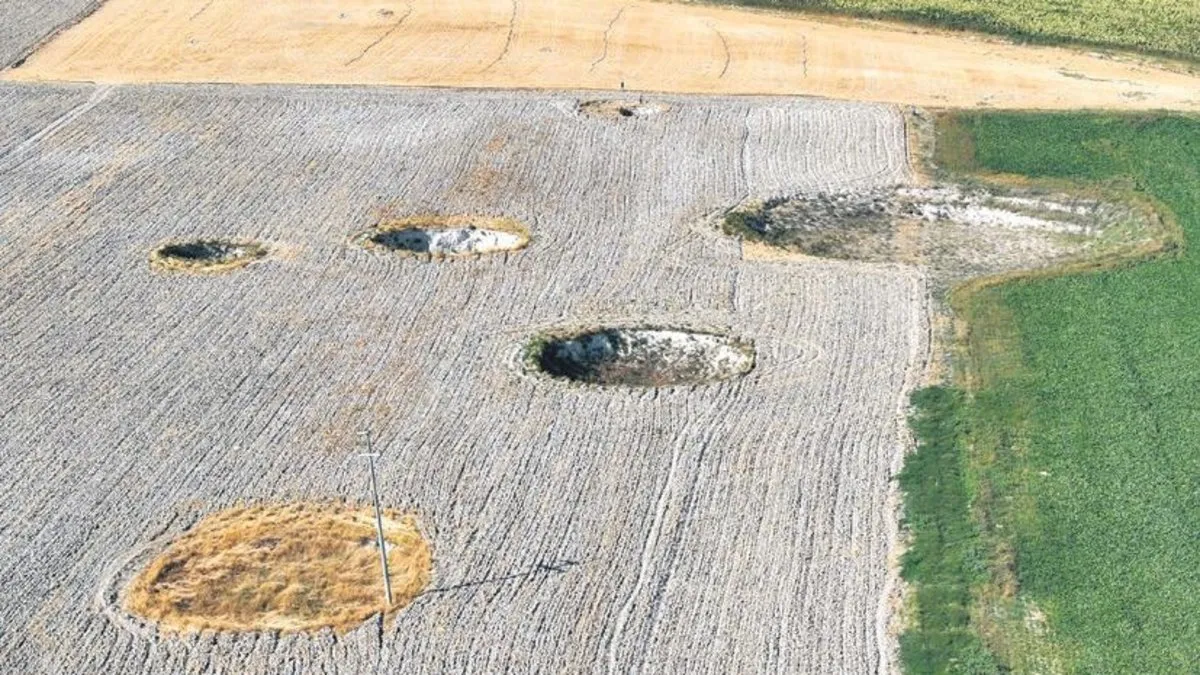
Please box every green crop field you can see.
[722,0,1200,62]
[900,114,1200,673]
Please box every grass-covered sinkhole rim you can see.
[523,326,756,388]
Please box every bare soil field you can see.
[0,83,925,673]
[6,0,1200,110]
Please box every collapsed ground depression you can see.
[0,83,923,673]
[529,328,756,387]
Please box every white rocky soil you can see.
[380,227,526,255]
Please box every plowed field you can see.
[0,83,926,673]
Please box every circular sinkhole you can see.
[149,239,269,274]
[123,503,432,634]
[528,327,755,387]
[358,215,530,258]
[577,99,669,119]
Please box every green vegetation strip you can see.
[901,113,1200,673]
[898,387,998,673]
[719,1,1200,62]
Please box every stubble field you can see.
[6,0,1200,111]
[0,83,927,673]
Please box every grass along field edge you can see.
[897,386,999,673]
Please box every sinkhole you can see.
[529,327,755,387]
[359,216,529,257]
[149,239,269,274]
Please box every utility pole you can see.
[358,430,393,607]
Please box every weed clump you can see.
[721,194,893,260]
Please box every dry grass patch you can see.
[356,215,529,258]
[124,503,432,634]
[149,239,269,274]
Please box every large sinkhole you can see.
[359,216,529,258]
[529,328,755,387]
[150,239,268,274]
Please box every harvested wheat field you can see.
[0,82,926,672]
[6,0,1200,110]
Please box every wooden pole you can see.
[358,430,393,607]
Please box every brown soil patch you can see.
[124,503,432,633]
[5,0,1199,111]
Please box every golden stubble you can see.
[7,0,1200,111]
[124,503,432,634]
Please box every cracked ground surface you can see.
[0,83,924,673]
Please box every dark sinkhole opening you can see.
[528,328,755,387]
[150,239,268,274]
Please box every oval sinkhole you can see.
[578,100,668,119]
[359,216,529,258]
[150,239,268,274]
[529,328,755,387]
